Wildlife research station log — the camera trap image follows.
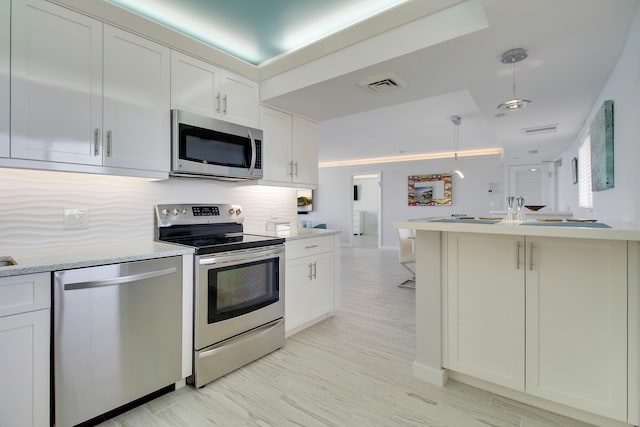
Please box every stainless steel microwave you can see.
[171,109,263,180]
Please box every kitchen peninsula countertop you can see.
[0,241,194,278]
[393,217,640,241]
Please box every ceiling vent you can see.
[357,72,407,94]
[521,124,558,135]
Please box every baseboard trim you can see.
[412,361,448,386]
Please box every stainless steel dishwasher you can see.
[53,256,183,427]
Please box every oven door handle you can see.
[199,247,284,266]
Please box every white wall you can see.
[353,176,379,235]
[556,4,640,224]
[0,168,297,250]
[307,155,504,248]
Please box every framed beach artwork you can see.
[590,100,614,191]
[408,174,452,206]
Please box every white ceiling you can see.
[259,0,639,164]
[101,0,639,165]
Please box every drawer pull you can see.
[305,245,319,250]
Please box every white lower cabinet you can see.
[0,273,50,427]
[446,233,628,422]
[285,235,336,334]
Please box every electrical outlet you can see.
[64,209,89,229]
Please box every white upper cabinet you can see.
[292,116,319,187]
[11,0,103,165]
[171,50,259,128]
[259,105,319,188]
[10,0,170,175]
[0,0,9,158]
[103,25,170,172]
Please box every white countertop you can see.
[260,228,340,241]
[0,241,194,278]
[393,217,640,241]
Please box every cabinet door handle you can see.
[294,161,298,177]
[223,94,228,113]
[516,241,521,270]
[289,161,294,177]
[312,261,317,279]
[106,130,112,157]
[529,242,535,271]
[308,263,313,280]
[216,93,221,113]
[94,128,100,156]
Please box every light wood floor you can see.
[100,246,594,427]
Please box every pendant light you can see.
[497,48,532,111]
[450,115,464,179]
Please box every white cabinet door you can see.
[260,106,293,183]
[170,50,220,118]
[525,237,627,421]
[292,116,318,186]
[103,25,170,172]
[0,309,50,427]
[0,0,9,158]
[285,256,312,332]
[446,233,525,391]
[309,251,334,319]
[11,0,103,164]
[219,71,259,128]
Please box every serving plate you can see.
[536,218,563,222]
[566,218,598,223]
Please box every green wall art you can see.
[590,100,614,191]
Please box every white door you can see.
[170,50,220,118]
[508,163,554,208]
[292,116,318,186]
[260,106,292,183]
[446,232,525,391]
[11,0,103,164]
[0,0,9,157]
[310,252,334,318]
[284,256,311,332]
[0,309,50,427]
[219,71,259,127]
[103,25,170,172]
[525,237,627,421]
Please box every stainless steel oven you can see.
[156,203,285,388]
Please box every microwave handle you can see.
[248,130,257,175]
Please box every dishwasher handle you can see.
[63,267,177,291]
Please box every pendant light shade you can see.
[497,48,532,111]
[449,115,464,179]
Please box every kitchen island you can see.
[393,218,640,427]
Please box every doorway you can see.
[508,163,556,209]
[351,172,381,249]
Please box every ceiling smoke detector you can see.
[358,72,407,94]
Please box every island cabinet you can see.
[259,106,319,188]
[0,0,8,158]
[285,235,336,334]
[445,232,628,422]
[170,50,259,128]
[11,0,170,174]
[0,272,50,427]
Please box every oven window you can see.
[207,257,279,323]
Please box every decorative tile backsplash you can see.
[0,169,298,249]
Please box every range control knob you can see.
[235,208,242,215]
[160,209,169,216]
[171,208,180,216]
[181,208,188,215]
[228,208,235,216]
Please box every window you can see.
[578,135,593,209]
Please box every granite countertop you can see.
[259,227,340,241]
[0,241,194,278]
[393,217,640,241]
